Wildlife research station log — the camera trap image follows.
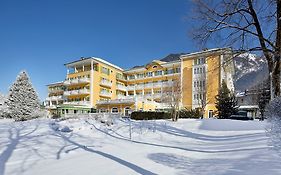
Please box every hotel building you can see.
[45,48,234,118]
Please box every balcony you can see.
[99,91,112,97]
[144,83,153,89]
[64,78,90,86]
[78,89,90,95]
[64,101,91,106]
[48,88,64,94]
[116,84,127,91]
[48,95,64,101]
[78,77,90,83]
[64,89,89,96]
[117,94,127,99]
[127,86,135,91]
[144,94,153,99]
[100,80,112,87]
[116,75,127,81]
[153,93,162,99]
[96,97,135,105]
[133,84,143,90]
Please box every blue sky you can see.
[0,0,201,101]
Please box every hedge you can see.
[179,108,201,119]
[130,111,171,120]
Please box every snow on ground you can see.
[0,117,280,175]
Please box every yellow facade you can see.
[46,48,234,118]
[181,48,234,118]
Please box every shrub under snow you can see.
[265,97,281,155]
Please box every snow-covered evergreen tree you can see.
[215,81,238,119]
[6,71,40,121]
[0,92,8,118]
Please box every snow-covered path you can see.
[0,118,280,175]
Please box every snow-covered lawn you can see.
[0,118,280,175]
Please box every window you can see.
[100,108,107,113]
[153,65,158,69]
[194,57,206,65]
[175,67,180,73]
[129,75,135,80]
[111,107,118,113]
[167,69,174,74]
[146,72,153,77]
[102,67,110,75]
[154,70,163,76]
[136,73,144,79]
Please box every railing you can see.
[127,86,135,91]
[78,77,90,83]
[116,75,126,81]
[64,101,91,106]
[48,89,64,93]
[64,78,90,85]
[153,93,162,99]
[49,95,64,101]
[135,84,145,90]
[64,89,90,96]
[117,94,126,99]
[100,80,112,87]
[96,97,135,105]
[99,91,112,97]
[78,89,90,94]
[116,84,127,91]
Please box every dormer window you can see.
[153,65,158,69]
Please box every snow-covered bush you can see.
[6,71,41,121]
[265,97,281,155]
[30,109,50,119]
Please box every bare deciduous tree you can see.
[191,0,281,98]
[162,78,182,121]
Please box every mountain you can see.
[233,53,268,92]
[160,53,187,62]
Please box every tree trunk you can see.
[274,0,281,97]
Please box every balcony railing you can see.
[48,89,64,93]
[117,94,126,99]
[153,93,162,99]
[48,95,64,101]
[100,80,112,87]
[116,84,127,91]
[116,75,126,81]
[78,89,90,94]
[96,97,135,105]
[99,91,112,97]
[64,101,91,106]
[64,89,90,96]
[135,84,144,90]
[78,77,90,83]
[127,86,135,91]
[64,78,90,85]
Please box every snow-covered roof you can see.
[46,81,64,87]
[65,57,123,71]
[181,48,232,60]
[239,105,259,109]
